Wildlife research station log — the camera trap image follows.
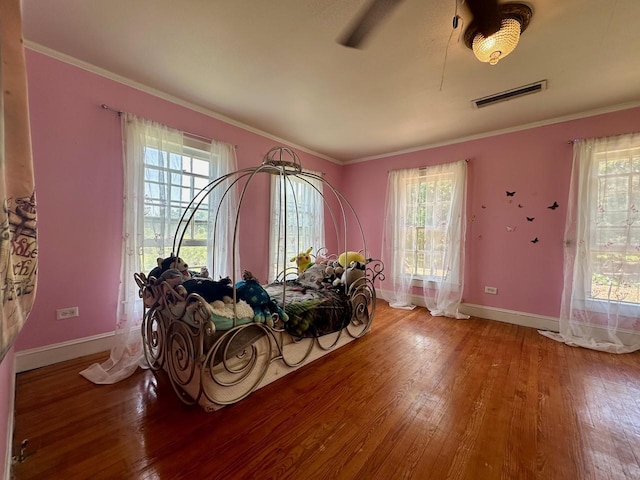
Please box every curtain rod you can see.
[100,104,237,148]
[568,131,640,144]
[387,158,470,173]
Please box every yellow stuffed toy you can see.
[338,251,366,268]
[291,247,314,274]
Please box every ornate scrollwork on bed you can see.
[135,147,384,411]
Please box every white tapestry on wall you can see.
[0,0,38,363]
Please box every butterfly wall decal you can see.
[506,226,516,232]
[506,191,516,196]
[531,237,539,243]
[527,217,535,222]
[518,204,524,208]
[548,201,559,210]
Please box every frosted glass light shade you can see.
[472,18,522,65]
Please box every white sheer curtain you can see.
[540,133,640,353]
[81,114,237,383]
[269,171,324,281]
[382,160,469,319]
[208,140,240,280]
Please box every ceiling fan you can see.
[338,0,532,65]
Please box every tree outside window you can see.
[591,150,640,304]
[401,171,455,281]
[142,140,213,272]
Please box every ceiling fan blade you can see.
[338,0,405,49]
[464,0,501,37]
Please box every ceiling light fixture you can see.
[463,3,532,65]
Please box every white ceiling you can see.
[22,0,640,162]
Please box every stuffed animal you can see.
[189,266,211,279]
[148,254,192,281]
[290,247,314,274]
[142,268,187,307]
[154,268,185,288]
[149,254,213,283]
[183,277,234,303]
[325,251,368,288]
[333,261,366,289]
[337,251,366,269]
[321,260,343,287]
[235,270,288,327]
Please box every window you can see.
[402,171,455,279]
[546,133,639,352]
[142,138,213,273]
[590,145,640,304]
[269,172,324,281]
[382,160,467,316]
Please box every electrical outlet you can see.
[484,286,498,295]
[56,307,79,320]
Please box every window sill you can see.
[408,276,462,291]
[581,297,640,318]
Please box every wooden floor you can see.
[11,301,640,479]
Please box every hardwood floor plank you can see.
[11,301,640,479]
[454,322,518,480]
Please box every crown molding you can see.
[25,41,340,165]
[345,100,640,165]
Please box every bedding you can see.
[264,280,352,338]
[180,297,255,330]
[158,274,355,338]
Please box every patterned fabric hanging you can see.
[0,0,38,363]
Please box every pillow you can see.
[297,263,325,288]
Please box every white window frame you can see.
[400,169,458,284]
[142,137,214,273]
[269,172,325,281]
[587,145,640,306]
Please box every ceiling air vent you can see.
[472,80,547,109]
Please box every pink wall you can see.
[15,49,640,351]
[343,107,640,318]
[16,50,340,351]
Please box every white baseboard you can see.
[15,332,114,373]
[377,289,560,332]
[459,303,559,332]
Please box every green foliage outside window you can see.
[402,173,453,278]
[590,153,640,304]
